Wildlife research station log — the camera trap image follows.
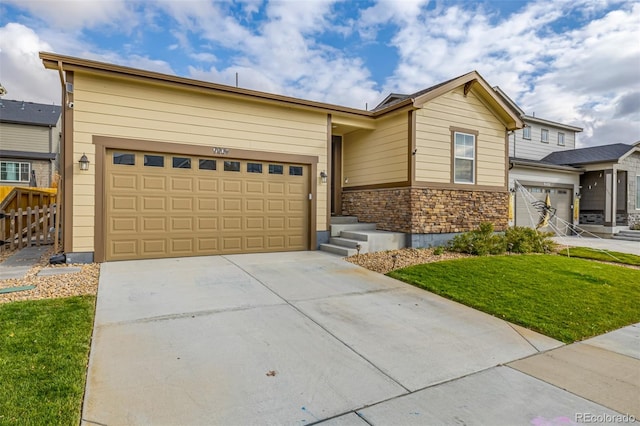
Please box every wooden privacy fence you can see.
[0,204,58,252]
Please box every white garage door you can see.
[515,186,572,233]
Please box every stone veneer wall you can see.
[341,188,413,232]
[342,187,509,234]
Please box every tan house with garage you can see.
[41,52,522,263]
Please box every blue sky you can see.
[0,0,638,147]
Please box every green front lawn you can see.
[388,255,640,343]
[0,296,96,425]
[557,246,640,266]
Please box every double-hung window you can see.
[454,132,475,184]
[558,132,565,146]
[541,129,549,143]
[0,161,30,182]
[523,127,531,140]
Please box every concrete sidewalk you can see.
[0,246,50,280]
[83,252,638,425]
[553,235,640,255]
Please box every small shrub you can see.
[448,223,556,256]
[448,222,507,256]
[433,246,445,255]
[505,226,556,254]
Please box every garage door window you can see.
[269,164,283,175]
[199,159,216,170]
[173,157,191,169]
[289,166,303,176]
[144,155,164,167]
[113,152,135,165]
[224,161,240,172]
[247,163,263,173]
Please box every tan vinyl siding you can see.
[415,87,506,186]
[342,113,408,187]
[0,123,50,152]
[71,73,328,252]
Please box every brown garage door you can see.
[105,150,309,261]
[515,186,572,233]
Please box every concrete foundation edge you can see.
[316,230,330,248]
[407,232,459,248]
[66,251,95,264]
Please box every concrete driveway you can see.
[83,252,633,425]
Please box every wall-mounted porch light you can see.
[320,170,327,184]
[79,153,90,171]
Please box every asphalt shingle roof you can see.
[542,144,635,166]
[0,99,61,126]
[372,74,464,111]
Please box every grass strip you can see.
[0,296,96,425]
[388,255,640,343]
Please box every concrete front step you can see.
[330,216,359,225]
[330,223,377,237]
[329,237,369,252]
[612,234,640,242]
[319,243,357,257]
[339,230,406,253]
[616,230,640,236]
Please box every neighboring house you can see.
[496,87,639,237]
[542,142,640,234]
[494,87,584,233]
[41,52,521,263]
[0,99,61,188]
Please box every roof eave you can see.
[510,159,583,172]
[0,119,57,127]
[40,52,375,119]
[523,115,583,132]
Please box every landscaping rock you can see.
[345,247,470,274]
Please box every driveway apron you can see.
[82,252,628,425]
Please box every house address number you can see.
[212,147,229,155]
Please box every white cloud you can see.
[0,23,59,104]
[155,0,382,106]
[365,0,639,147]
[3,0,137,31]
[1,0,637,147]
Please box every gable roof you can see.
[373,72,523,130]
[542,143,636,166]
[0,99,61,126]
[374,93,410,110]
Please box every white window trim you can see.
[453,131,475,184]
[541,129,549,143]
[0,161,31,183]
[523,127,531,140]
[558,132,565,146]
